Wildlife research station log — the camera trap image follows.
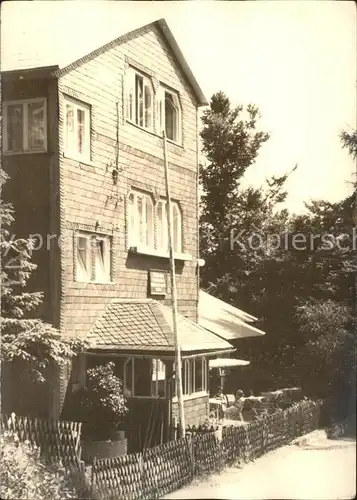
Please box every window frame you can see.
[63,95,91,161]
[182,357,207,397]
[157,86,182,145]
[124,357,166,399]
[3,98,48,154]
[156,199,182,253]
[93,235,111,283]
[127,190,155,250]
[75,232,112,284]
[126,67,154,132]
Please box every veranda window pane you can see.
[7,104,23,151]
[28,101,46,150]
[124,358,133,397]
[134,358,152,396]
[194,358,203,392]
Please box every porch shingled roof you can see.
[85,299,232,354]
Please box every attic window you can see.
[157,87,181,144]
[126,68,154,131]
[3,98,47,154]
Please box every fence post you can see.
[187,434,195,480]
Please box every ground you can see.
[163,430,356,500]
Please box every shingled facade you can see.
[1,19,234,440]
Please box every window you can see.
[75,233,111,283]
[94,236,111,283]
[64,96,90,160]
[124,357,166,398]
[76,233,92,282]
[3,98,47,153]
[181,358,207,396]
[126,68,153,131]
[156,200,182,253]
[128,191,154,248]
[157,87,181,143]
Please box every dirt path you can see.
[163,431,356,499]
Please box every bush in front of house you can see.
[0,431,76,500]
[79,361,129,441]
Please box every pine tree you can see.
[0,169,86,385]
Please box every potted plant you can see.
[78,362,129,462]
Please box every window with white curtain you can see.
[75,232,111,283]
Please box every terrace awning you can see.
[199,291,266,341]
[209,358,250,369]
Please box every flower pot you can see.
[82,435,127,463]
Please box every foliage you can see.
[0,168,88,383]
[79,362,129,440]
[340,128,357,160]
[199,91,355,410]
[0,430,76,499]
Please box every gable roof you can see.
[86,298,233,354]
[1,17,207,106]
[199,291,266,341]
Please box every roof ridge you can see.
[53,18,207,106]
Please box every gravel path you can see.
[163,431,356,499]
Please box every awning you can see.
[199,291,266,341]
[209,358,250,369]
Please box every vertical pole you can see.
[162,131,186,438]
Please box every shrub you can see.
[0,431,77,500]
[79,361,128,440]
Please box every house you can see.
[1,18,236,447]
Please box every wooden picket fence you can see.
[91,399,322,500]
[0,412,90,498]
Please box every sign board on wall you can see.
[149,270,168,296]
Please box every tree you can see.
[0,168,87,386]
[199,92,295,390]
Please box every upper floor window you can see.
[75,232,111,283]
[128,190,183,253]
[3,98,47,153]
[128,191,154,248]
[64,96,90,161]
[126,68,154,131]
[157,87,181,143]
[156,200,182,253]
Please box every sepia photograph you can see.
[0,1,356,499]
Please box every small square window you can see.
[64,96,91,161]
[3,98,47,153]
